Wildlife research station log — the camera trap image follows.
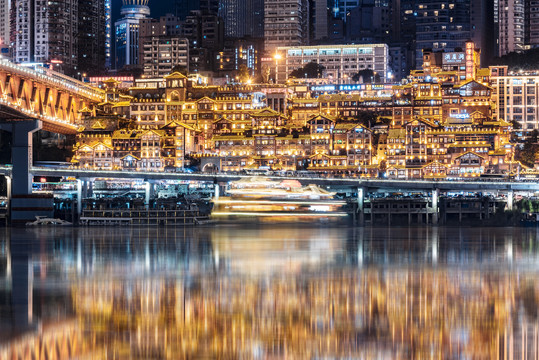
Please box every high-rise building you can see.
[0,0,10,46]
[329,0,359,21]
[497,0,525,56]
[246,0,264,38]
[173,0,200,20]
[219,0,246,37]
[182,10,224,72]
[264,0,309,53]
[79,0,107,75]
[9,0,109,74]
[105,0,112,69]
[199,0,219,14]
[114,0,151,70]
[219,0,264,38]
[525,0,539,48]
[346,0,392,43]
[470,0,495,65]
[414,0,472,67]
[11,0,79,74]
[139,14,187,77]
[311,0,328,41]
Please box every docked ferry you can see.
[211,177,349,222]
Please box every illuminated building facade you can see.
[75,41,519,179]
[12,0,79,73]
[275,44,389,84]
[139,14,187,77]
[141,37,189,78]
[491,65,539,131]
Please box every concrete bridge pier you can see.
[357,187,366,225]
[506,189,514,211]
[431,188,440,225]
[76,178,94,215]
[0,120,54,224]
[145,180,155,210]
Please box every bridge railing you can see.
[0,58,104,102]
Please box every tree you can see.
[289,62,325,79]
[352,69,381,83]
[530,129,539,143]
[491,48,539,70]
[516,140,539,167]
[171,64,188,75]
[236,64,251,83]
[511,119,522,130]
[356,110,379,128]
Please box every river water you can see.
[1,225,539,359]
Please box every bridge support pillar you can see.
[0,120,53,225]
[507,190,514,211]
[431,188,440,225]
[145,181,155,210]
[77,179,93,216]
[85,179,94,199]
[357,187,365,225]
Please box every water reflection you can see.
[1,226,539,358]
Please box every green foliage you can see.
[356,110,379,128]
[511,120,522,130]
[491,48,539,70]
[289,62,325,79]
[236,64,251,83]
[516,142,538,168]
[171,64,188,75]
[352,69,381,83]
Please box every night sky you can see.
[112,0,172,24]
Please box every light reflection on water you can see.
[0,226,539,359]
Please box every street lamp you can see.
[274,53,282,84]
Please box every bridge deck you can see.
[0,166,537,192]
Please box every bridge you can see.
[0,60,105,223]
[1,164,536,225]
[0,59,104,134]
[0,166,537,192]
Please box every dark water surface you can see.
[1,225,539,359]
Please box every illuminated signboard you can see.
[311,85,336,92]
[443,53,465,64]
[465,42,475,80]
[90,76,134,83]
[449,113,470,119]
[338,84,365,91]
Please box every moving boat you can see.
[26,216,72,226]
[211,177,349,222]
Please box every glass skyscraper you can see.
[115,0,150,70]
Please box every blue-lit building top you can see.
[115,0,151,70]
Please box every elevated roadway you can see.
[1,166,538,192]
